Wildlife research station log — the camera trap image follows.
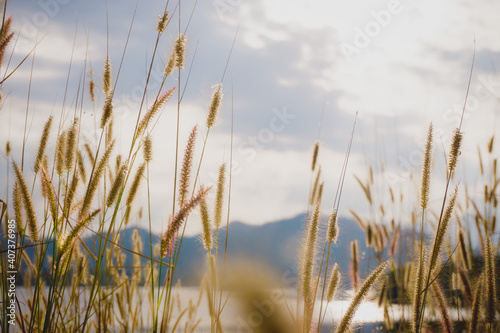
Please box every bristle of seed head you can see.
[199,198,213,251]
[214,163,226,229]
[34,116,53,174]
[126,163,146,207]
[13,162,38,242]
[102,56,112,96]
[206,83,223,128]
[178,126,197,207]
[448,128,462,176]
[101,93,113,129]
[143,135,153,162]
[174,34,187,69]
[156,11,169,33]
[65,118,78,171]
[335,261,388,333]
[421,123,433,210]
[137,88,176,137]
[311,140,319,171]
[326,263,340,302]
[107,164,127,207]
[326,209,339,243]
[162,186,208,257]
[301,201,321,298]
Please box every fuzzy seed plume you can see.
[458,230,470,270]
[484,236,496,324]
[429,186,458,273]
[412,245,427,333]
[56,131,67,176]
[5,141,11,156]
[84,143,95,165]
[59,209,100,258]
[65,118,79,171]
[206,83,223,128]
[421,123,433,210]
[161,186,208,257]
[0,16,14,66]
[164,50,176,76]
[351,240,359,292]
[487,135,494,154]
[137,87,175,137]
[214,163,226,229]
[156,11,169,33]
[64,169,79,218]
[301,201,320,298]
[79,140,115,219]
[12,182,24,236]
[76,150,86,182]
[126,163,146,207]
[178,126,197,207]
[34,116,53,174]
[335,261,388,333]
[311,140,319,171]
[101,93,113,129]
[199,198,213,251]
[448,128,462,176]
[174,34,187,69]
[326,209,339,243]
[468,275,482,333]
[13,162,38,242]
[457,266,472,304]
[326,263,340,302]
[143,135,153,162]
[431,280,453,333]
[107,163,127,207]
[39,164,59,226]
[310,166,321,206]
[89,79,95,103]
[102,56,112,96]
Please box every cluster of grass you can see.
[0,1,498,333]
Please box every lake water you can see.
[15,286,454,332]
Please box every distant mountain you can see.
[8,213,418,286]
[127,213,379,286]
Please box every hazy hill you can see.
[10,213,417,286]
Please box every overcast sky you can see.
[1,0,499,236]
